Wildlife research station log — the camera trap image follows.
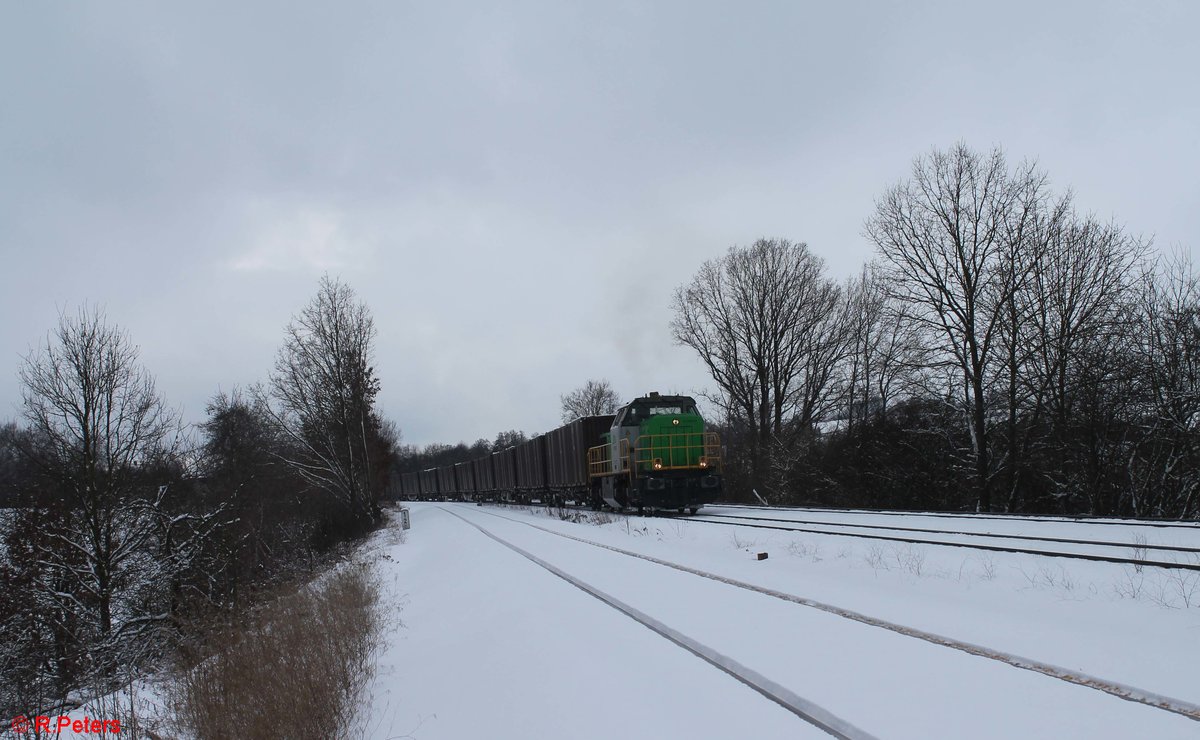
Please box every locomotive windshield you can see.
[618,397,700,425]
[649,405,693,415]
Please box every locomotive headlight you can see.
[653,458,663,470]
[672,419,680,426]
[699,457,708,468]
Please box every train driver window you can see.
[649,406,683,415]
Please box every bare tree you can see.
[1129,254,1200,517]
[671,238,846,493]
[842,264,927,430]
[1014,213,1146,512]
[865,144,1044,511]
[560,379,620,422]
[263,276,385,531]
[990,188,1069,512]
[15,307,181,670]
[492,429,527,450]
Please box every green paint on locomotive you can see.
[610,392,714,475]
[635,411,707,471]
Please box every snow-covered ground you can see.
[703,504,1200,552]
[689,506,1200,568]
[365,503,1200,739]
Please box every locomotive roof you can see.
[631,391,696,404]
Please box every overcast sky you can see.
[2,1,1197,447]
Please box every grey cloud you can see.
[2,1,1197,445]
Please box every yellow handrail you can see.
[587,432,720,479]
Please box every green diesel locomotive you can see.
[587,392,722,514]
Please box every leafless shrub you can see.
[1130,534,1148,574]
[1113,567,1145,600]
[1017,563,1080,593]
[77,667,163,740]
[667,519,687,539]
[895,546,926,577]
[552,503,588,523]
[729,532,757,550]
[169,561,382,740]
[976,555,997,582]
[787,540,824,563]
[1146,565,1200,609]
[1057,567,1077,592]
[587,511,615,526]
[864,545,887,571]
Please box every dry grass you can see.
[169,561,382,740]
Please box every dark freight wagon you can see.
[399,471,421,500]
[419,468,440,500]
[515,435,548,493]
[454,461,476,499]
[546,415,614,496]
[492,447,518,500]
[473,455,496,496]
[437,466,457,499]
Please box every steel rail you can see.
[686,516,1200,572]
[699,512,1200,555]
[712,503,1200,529]
[444,507,877,740]
[467,504,1200,722]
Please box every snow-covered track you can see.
[715,503,1200,530]
[698,512,1200,554]
[687,514,1200,571]
[471,505,1200,722]
[443,507,878,740]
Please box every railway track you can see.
[686,513,1200,572]
[445,506,876,739]
[467,503,1200,722]
[463,501,1200,719]
[713,502,1200,530]
[492,500,1200,571]
[700,512,1200,554]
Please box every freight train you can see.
[399,392,723,514]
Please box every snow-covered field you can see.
[365,503,1200,739]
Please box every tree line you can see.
[0,276,396,720]
[673,143,1198,519]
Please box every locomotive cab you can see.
[589,391,722,512]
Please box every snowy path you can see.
[367,504,1200,739]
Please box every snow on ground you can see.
[552,504,1200,702]
[363,505,814,740]
[703,504,1200,553]
[366,503,1200,739]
